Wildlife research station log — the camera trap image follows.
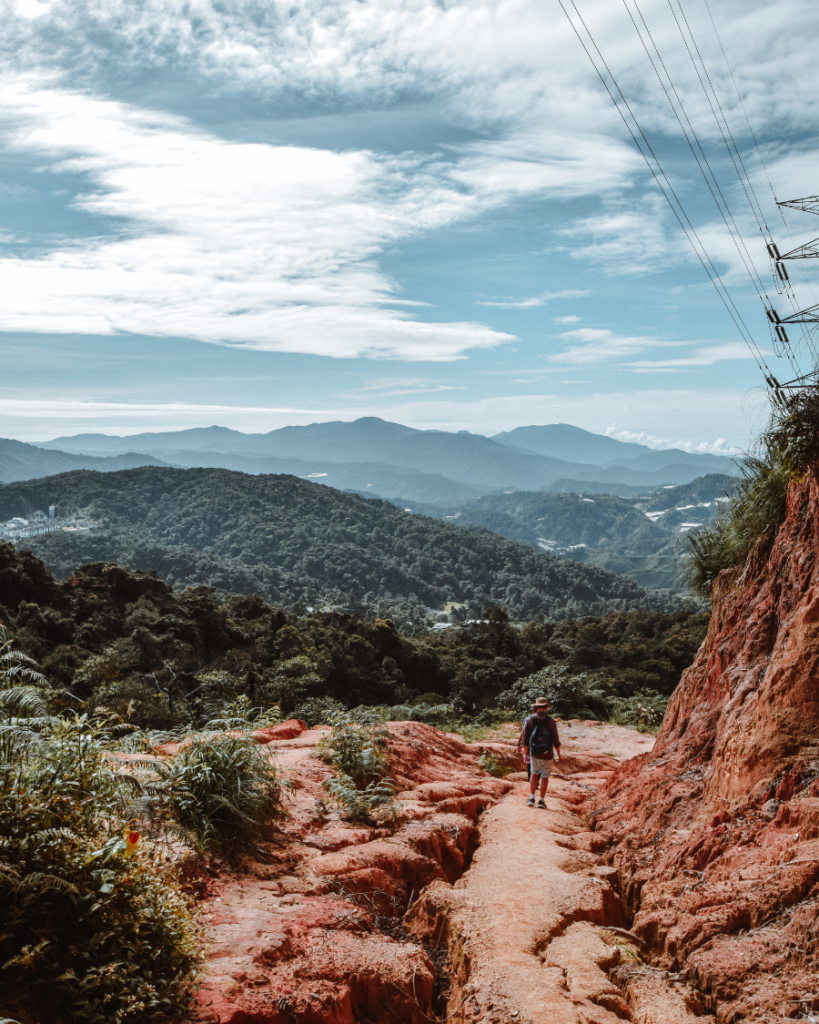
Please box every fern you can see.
[324,773,398,825]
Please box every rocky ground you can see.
[174,718,694,1024]
[177,461,819,1024]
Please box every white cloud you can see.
[629,341,763,369]
[3,0,814,139]
[547,329,764,369]
[0,0,813,370]
[548,327,676,365]
[0,79,525,360]
[477,289,589,309]
[605,427,740,457]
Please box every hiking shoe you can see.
[526,795,535,806]
[538,799,547,809]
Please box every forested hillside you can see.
[0,467,680,625]
[408,491,669,552]
[391,476,736,589]
[0,540,708,720]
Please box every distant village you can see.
[0,506,92,542]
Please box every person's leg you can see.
[529,770,539,796]
[540,775,549,798]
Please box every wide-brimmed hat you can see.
[531,697,551,711]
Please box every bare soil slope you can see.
[586,467,819,1021]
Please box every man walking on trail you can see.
[516,697,561,809]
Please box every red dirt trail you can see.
[186,719,702,1024]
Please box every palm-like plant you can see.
[0,623,47,688]
[151,735,290,853]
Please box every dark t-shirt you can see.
[519,714,561,760]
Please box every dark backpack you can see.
[529,715,554,759]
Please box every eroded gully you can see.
[187,720,710,1024]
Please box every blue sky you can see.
[0,0,816,451]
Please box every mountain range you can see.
[0,466,685,626]
[24,418,735,503]
[0,438,173,484]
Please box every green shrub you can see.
[478,751,513,778]
[317,717,389,785]
[384,702,456,728]
[764,387,819,469]
[0,706,202,1024]
[683,387,819,599]
[93,675,188,731]
[263,656,325,712]
[323,773,398,825]
[204,693,281,731]
[684,451,792,597]
[292,696,347,727]
[0,623,47,691]
[497,665,610,720]
[609,688,669,731]
[151,735,290,853]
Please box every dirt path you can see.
[409,724,715,1024]
[187,720,712,1023]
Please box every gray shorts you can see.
[530,755,554,779]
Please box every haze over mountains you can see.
[31,418,736,503]
[0,437,173,484]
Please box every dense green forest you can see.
[403,491,670,552]
[395,474,736,589]
[0,541,708,725]
[0,467,686,626]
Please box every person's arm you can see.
[551,719,561,762]
[517,717,531,762]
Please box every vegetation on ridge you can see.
[0,541,707,726]
[0,637,203,1024]
[0,466,683,626]
[685,390,819,597]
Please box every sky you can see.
[0,0,817,452]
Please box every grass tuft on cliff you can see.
[684,389,819,598]
[152,734,291,855]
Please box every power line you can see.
[668,0,817,367]
[700,0,819,324]
[622,0,804,378]
[556,0,772,378]
[623,0,780,330]
[671,0,771,237]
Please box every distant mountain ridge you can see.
[0,438,173,484]
[33,417,736,501]
[390,474,736,591]
[492,423,650,464]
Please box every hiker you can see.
[516,697,561,809]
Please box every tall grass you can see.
[684,449,793,597]
[684,388,819,597]
[152,735,291,854]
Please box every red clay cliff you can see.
[587,466,819,1021]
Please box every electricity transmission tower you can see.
[765,196,819,388]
